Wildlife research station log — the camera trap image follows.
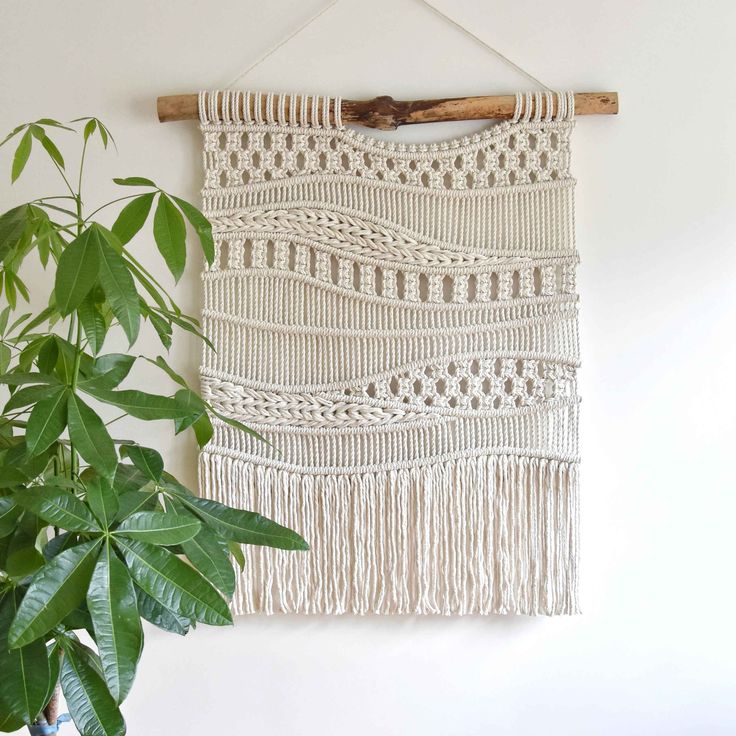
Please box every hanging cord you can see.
[212,0,567,126]
[224,0,339,88]
[417,0,551,90]
[223,0,551,91]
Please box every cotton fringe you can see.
[201,452,579,615]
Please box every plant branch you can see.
[50,157,76,199]
[83,193,142,222]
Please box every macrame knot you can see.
[198,90,344,128]
[512,90,575,123]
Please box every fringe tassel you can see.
[199,453,579,615]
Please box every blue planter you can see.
[28,714,71,735]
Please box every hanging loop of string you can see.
[222,0,553,91]
[418,0,551,90]
[224,0,339,88]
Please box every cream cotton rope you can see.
[197,89,580,615]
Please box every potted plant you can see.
[0,118,308,735]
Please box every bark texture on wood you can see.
[157,91,618,127]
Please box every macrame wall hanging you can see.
[189,88,585,615]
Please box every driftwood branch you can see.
[157,92,618,129]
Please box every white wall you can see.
[2,0,735,733]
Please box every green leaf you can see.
[55,227,101,316]
[153,193,186,281]
[96,235,140,344]
[0,371,59,387]
[97,121,110,148]
[228,541,245,572]
[191,412,214,448]
[40,133,65,168]
[172,388,205,435]
[181,526,235,597]
[25,388,68,457]
[113,176,156,187]
[111,193,154,245]
[43,531,75,561]
[173,492,309,551]
[4,382,63,413]
[18,307,58,341]
[78,294,107,355]
[36,338,59,376]
[6,310,33,333]
[60,643,126,736]
[42,642,61,712]
[134,587,190,635]
[85,353,135,391]
[0,122,27,149]
[11,129,32,182]
[0,205,29,261]
[209,403,268,444]
[153,307,208,344]
[112,464,150,495]
[171,195,214,266]
[53,335,94,384]
[5,522,45,579]
[67,393,118,478]
[0,496,22,537]
[0,343,11,374]
[36,118,74,130]
[9,538,102,647]
[120,445,163,482]
[4,275,24,310]
[0,466,29,490]
[61,603,93,634]
[0,468,30,488]
[0,590,50,725]
[80,386,194,421]
[116,537,231,626]
[15,486,101,532]
[113,491,157,522]
[85,475,119,530]
[0,534,10,567]
[114,511,200,545]
[0,708,24,732]
[144,355,187,388]
[87,541,142,703]
[145,309,172,349]
[0,304,9,333]
[83,119,97,141]
[171,389,214,447]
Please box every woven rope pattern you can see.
[197,90,581,616]
[203,121,571,192]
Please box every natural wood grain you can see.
[157,92,618,129]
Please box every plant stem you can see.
[43,685,60,725]
[50,158,76,199]
[77,138,88,202]
[68,177,85,480]
[69,319,83,480]
[83,193,141,222]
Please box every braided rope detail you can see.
[203,377,437,428]
[211,208,523,268]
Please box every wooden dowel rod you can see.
[157,92,618,130]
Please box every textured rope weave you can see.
[197,90,580,616]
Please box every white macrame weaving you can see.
[197,89,580,615]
